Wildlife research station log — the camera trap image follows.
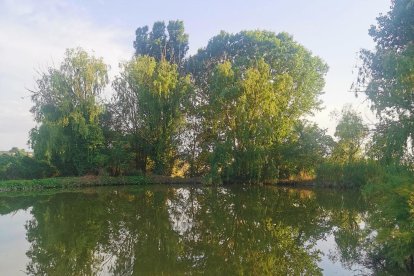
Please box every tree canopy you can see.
[187,30,328,182]
[30,48,109,175]
[27,23,329,183]
[357,0,414,164]
[134,20,189,68]
[112,56,191,175]
[331,106,368,164]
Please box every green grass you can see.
[0,175,150,192]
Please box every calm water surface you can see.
[0,185,372,275]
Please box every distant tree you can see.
[112,56,191,175]
[134,20,189,68]
[331,106,368,164]
[8,147,26,156]
[356,0,414,164]
[30,48,109,175]
[280,122,335,178]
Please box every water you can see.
[0,185,373,275]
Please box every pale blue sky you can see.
[0,0,391,150]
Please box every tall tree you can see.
[356,4,414,269]
[112,56,191,175]
[133,20,189,68]
[30,48,108,175]
[187,30,328,182]
[357,0,414,164]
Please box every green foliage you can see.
[134,20,189,67]
[188,30,328,183]
[331,106,368,164]
[99,106,135,176]
[348,3,414,268]
[0,175,149,192]
[0,151,57,181]
[357,0,414,165]
[24,23,332,184]
[279,121,334,178]
[316,161,381,188]
[112,56,191,175]
[367,119,414,165]
[30,48,109,176]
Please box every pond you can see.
[0,185,373,275]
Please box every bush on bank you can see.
[315,161,382,188]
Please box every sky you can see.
[0,0,392,151]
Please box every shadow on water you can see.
[0,185,403,275]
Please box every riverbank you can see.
[0,175,353,193]
[276,179,316,187]
[0,172,376,192]
[0,175,207,192]
[0,175,149,192]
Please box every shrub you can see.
[315,161,381,188]
[0,154,57,180]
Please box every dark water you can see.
[0,185,372,275]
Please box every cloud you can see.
[0,0,133,150]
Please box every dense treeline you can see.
[0,0,413,272]
[4,1,413,185]
[26,21,331,183]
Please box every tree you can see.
[30,48,109,175]
[99,105,134,176]
[367,120,413,164]
[279,122,335,178]
[356,3,414,270]
[134,20,189,68]
[8,147,26,157]
[187,30,328,183]
[112,56,191,175]
[331,106,368,164]
[356,0,414,164]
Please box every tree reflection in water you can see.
[0,186,385,275]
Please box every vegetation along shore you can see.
[0,0,414,272]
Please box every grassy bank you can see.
[0,174,206,192]
[0,175,150,192]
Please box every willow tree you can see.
[30,48,109,175]
[187,31,328,183]
[112,56,191,175]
